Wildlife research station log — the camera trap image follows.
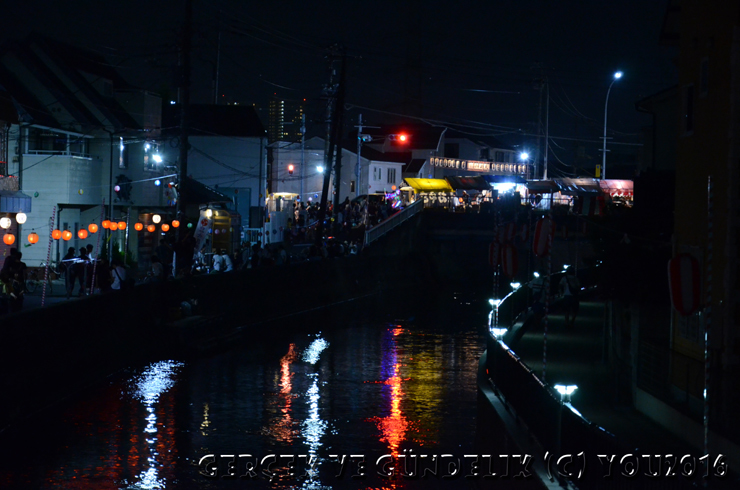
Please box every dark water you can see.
[0,294,521,489]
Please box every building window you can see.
[387,168,396,184]
[495,151,504,162]
[480,148,490,160]
[444,143,459,158]
[373,167,382,181]
[700,58,709,97]
[683,84,694,134]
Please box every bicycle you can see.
[25,262,63,295]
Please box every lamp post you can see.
[601,71,622,180]
[554,384,578,457]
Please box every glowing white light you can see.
[491,327,508,339]
[554,384,578,396]
[170,100,176,105]
[510,282,521,290]
[489,298,501,307]
[563,264,570,270]
[153,154,163,163]
[614,71,623,79]
[317,166,324,173]
[15,212,27,224]
[533,272,540,278]
[154,180,161,186]
[205,209,213,218]
[145,143,151,151]
[152,214,161,224]
[520,152,529,160]
[493,183,516,193]
[0,217,10,229]
[302,336,329,365]
[119,137,124,151]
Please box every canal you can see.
[0,291,533,489]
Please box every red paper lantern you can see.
[27,232,39,244]
[171,220,180,228]
[118,221,127,230]
[52,229,62,240]
[88,223,98,234]
[533,217,555,257]
[134,223,144,231]
[78,229,88,239]
[3,234,15,245]
[668,253,701,316]
[109,221,119,231]
[501,243,518,278]
[147,224,156,233]
[161,223,170,232]
[62,230,73,241]
[102,220,111,229]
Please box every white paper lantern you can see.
[152,214,161,224]
[0,217,10,229]
[15,212,27,224]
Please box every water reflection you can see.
[300,335,330,489]
[125,360,183,490]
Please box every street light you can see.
[554,384,578,456]
[601,71,623,180]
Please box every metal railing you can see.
[364,199,423,246]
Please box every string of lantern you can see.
[2,213,186,246]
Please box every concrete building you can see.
[0,35,166,268]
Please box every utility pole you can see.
[214,10,221,105]
[317,45,345,243]
[356,114,363,199]
[300,113,306,200]
[543,77,550,180]
[355,115,379,198]
[331,54,347,229]
[176,0,192,238]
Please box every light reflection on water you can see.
[0,312,487,490]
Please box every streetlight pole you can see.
[601,71,622,180]
[554,385,577,457]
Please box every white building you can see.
[0,36,167,267]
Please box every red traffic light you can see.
[288,164,294,175]
[389,133,410,143]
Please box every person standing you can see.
[559,267,581,326]
[111,259,127,290]
[61,247,77,299]
[75,247,90,296]
[220,249,234,272]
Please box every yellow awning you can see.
[404,178,454,193]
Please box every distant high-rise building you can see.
[267,97,304,143]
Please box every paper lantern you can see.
[52,229,62,240]
[152,214,161,224]
[88,223,98,234]
[102,220,111,229]
[668,253,701,316]
[501,243,519,278]
[62,230,72,241]
[161,223,170,232]
[78,229,88,239]
[171,220,180,228]
[15,212,27,224]
[0,217,10,229]
[109,221,119,231]
[3,234,15,245]
[147,224,156,233]
[533,217,555,258]
[118,221,127,230]
[27,232,39,244]
[134,223,144,231]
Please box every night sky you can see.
[4,0,677,166]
